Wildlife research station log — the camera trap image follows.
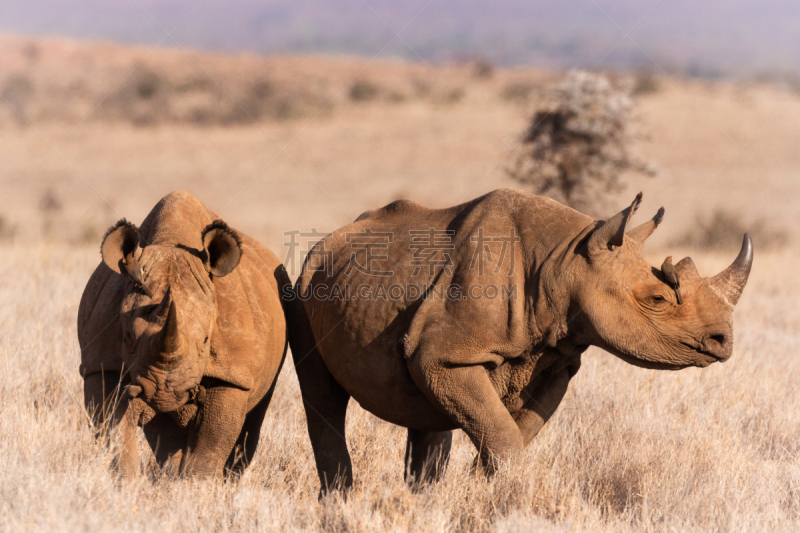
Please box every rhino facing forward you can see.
[79,191,289,477]
[289,189,752,492]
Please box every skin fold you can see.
[79,191,290,479]
[287,188,752,493]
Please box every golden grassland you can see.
[0,35,799,531]
[2,245,799,532]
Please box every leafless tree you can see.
[507,71,656,215]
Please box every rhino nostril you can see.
[708,334,727,347]
[702,332,731,360]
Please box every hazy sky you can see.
[1,0,798,75]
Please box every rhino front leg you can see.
[412,361,524,474]
[111,398,142,479]
[180,386,249,478]
[404,429,452,486]
[225,384,275,476]
[83,371,126,430]
[84,371,141,479]
[513,356,581,446]
[144,430,186,476]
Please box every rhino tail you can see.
[283,278,323,373]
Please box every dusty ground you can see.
[0,34,798,532]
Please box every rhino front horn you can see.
[157,287,182,355]
[709,234,753,306]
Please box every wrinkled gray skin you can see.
[288,189,753,493]
[79,191,290,478]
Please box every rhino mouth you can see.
[132,374,196,413]
[610,350,687,371]
[680,340,725,367]
[609,341,719,370]
[151,390,192,413]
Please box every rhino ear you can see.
[627,207,665,248]
[101,219,153,297]
[201,220,242,278]
[588,192,642,254]
[101,219,141,274]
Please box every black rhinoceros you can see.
[287,189,752,492]
[79,191,289,478]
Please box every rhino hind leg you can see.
[404,429,452,487]
[293,348,353,494]
[288,297,353,494]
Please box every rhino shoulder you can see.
[206,232,289,392]
[238,233,291,296]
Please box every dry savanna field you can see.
[0,35,799,532]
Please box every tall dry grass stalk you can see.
[1,244,798,532]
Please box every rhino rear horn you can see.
[201,220,242,278]
[709,234,753,306]
[675,256,701,281]
[588,192,642,253]
[627,207,665,247]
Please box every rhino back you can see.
[299,188,589,344]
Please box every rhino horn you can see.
[157,287,182,355]
[709,234,753,306]
[627,207,665,247]
[589,192,642,252]
[675,256,701,281]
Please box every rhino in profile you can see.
[79,191,290,478]
[287,189,753,492]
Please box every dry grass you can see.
[0,34,799,532]
[1,245,799,532]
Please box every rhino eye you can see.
[652,295,667,303]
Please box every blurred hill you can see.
[1,1,799,77]
[0,33,797,256]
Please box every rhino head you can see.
[101,219,242,412]
[571,193,753,369]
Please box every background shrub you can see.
[507,71,656,215]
